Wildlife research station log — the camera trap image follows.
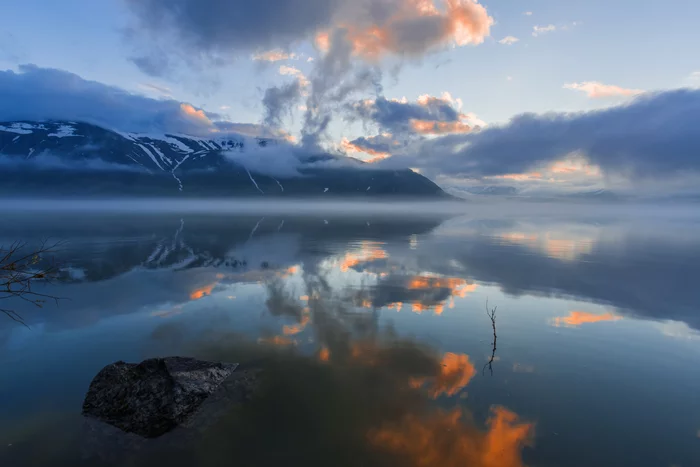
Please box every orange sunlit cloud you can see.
[369,405,534,467]
[410,119,472,135]
[387,302,404,312]
[317,0,492,60]
[279,65,310,87]
[492,172,543,181]
[564,81,644,99]
[180,103,211,124]
[552,311,622,327]
[341,137,392,162]
[252,49,296,62]
[550,159,602,177]
[411,352,476,398]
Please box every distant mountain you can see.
[0,121,446,198]
[560,189,624,201]
[465,186,518,196]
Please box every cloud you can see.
[137,82,173,97]
[381,88,700,183]
[124,0,493,76]
[498,36,519,45]
[341,134,395,162]
[316,0,493,60]
[252,49,297,62]
[369,406,534,467]
[300,29,383,149]
[410,119,472,135]
[347,93,476,137]
[552,311,622,327]
[262,80,303,128]
[128,53,173,78]
[0,153,149,173]
[0,64,293,141]
[532,24,556,37]
[279,65,310,87]
[0,64,222,136]
[124,0,344,74]
[564,81,645,99]
[213,121,295,140]
[523,11,533,16]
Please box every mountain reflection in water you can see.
[1,206,700,467]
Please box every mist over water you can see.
[1,202,699,466]
[5,197,700,219]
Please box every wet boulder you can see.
[82,357,239,438]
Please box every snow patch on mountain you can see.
[48,124,80,138]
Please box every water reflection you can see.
[1,208,700,466]
[552,310,622,328]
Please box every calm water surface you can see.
[1,204,699,466]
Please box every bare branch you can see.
[483,299,498,376]
[0,239,65,326]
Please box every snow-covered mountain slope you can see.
[0,120,446,197]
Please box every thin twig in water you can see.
[0,239,65,327]
[483,299,497,376]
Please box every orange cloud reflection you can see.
[190,283,216,300]
[258,336,296,346]
[411,352,476,398]
[406,276,478,310]
[497,231,594,261]
[339,241,388,272]
[369,405,534,467]
[553,311,622,327]
[283,315,311,336]
[318,346,330,362]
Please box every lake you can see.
[1,201,699,466]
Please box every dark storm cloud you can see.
[347,95,461,134]
[0,65,220,135]
[123,0,493,73]
[387,89,700,180]
[262,80,302,128]
[124,0,344,75]
[125,0,343,50]
[347,135,396,155]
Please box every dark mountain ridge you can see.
[0,120,447,197]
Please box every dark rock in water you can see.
[82,357,238,438]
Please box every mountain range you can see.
[0,121,446,197]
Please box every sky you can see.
[1,0,700,195]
